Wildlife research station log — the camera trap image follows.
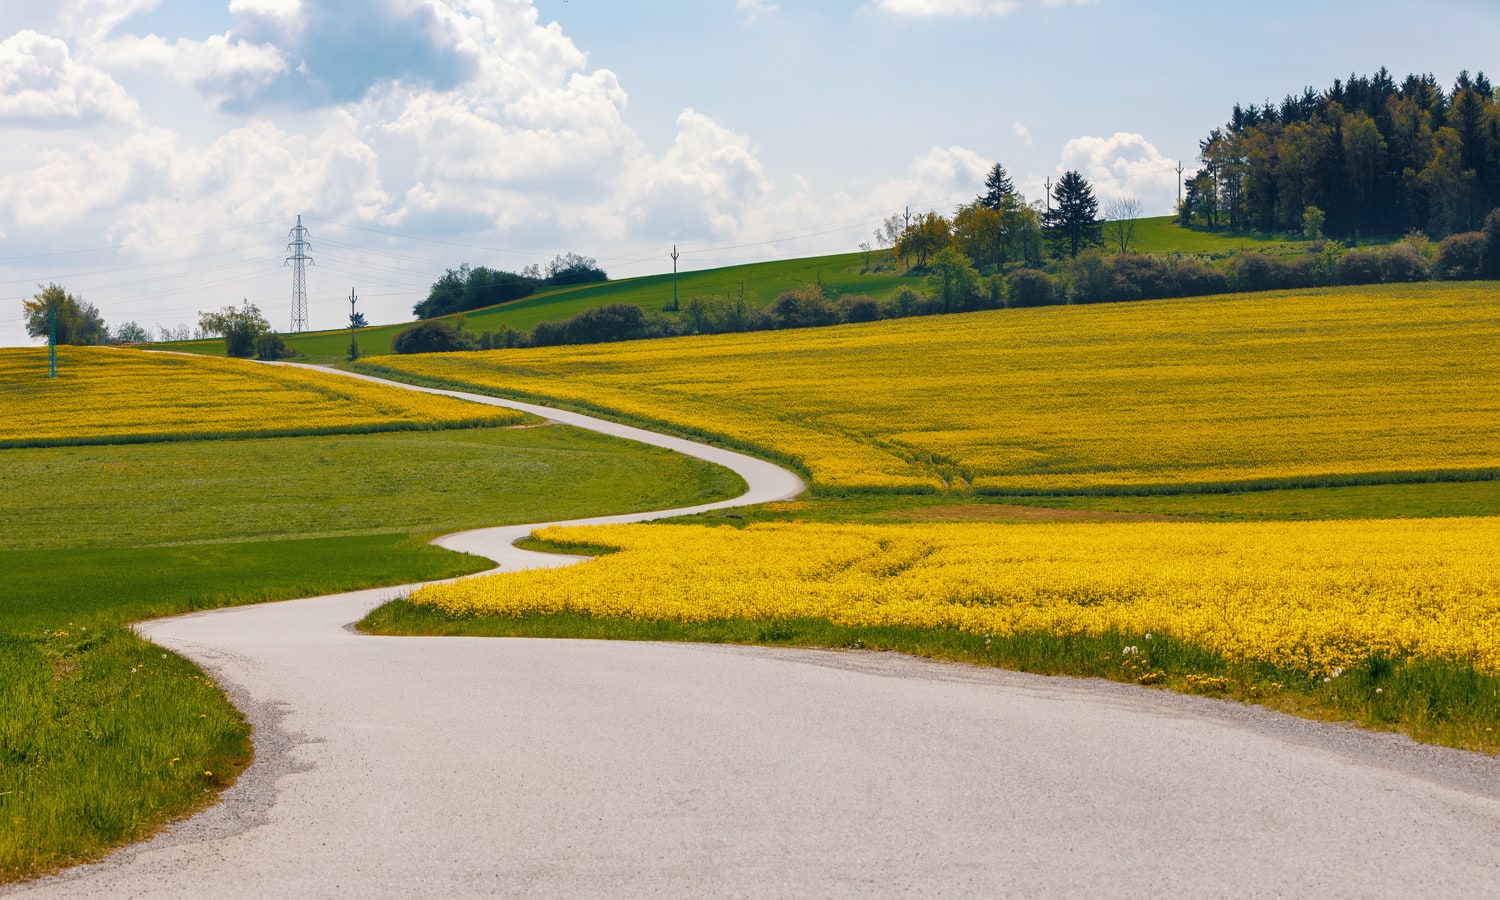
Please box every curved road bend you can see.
[11,369,1500,898]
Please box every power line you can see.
[0,217,288,263]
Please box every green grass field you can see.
[1,425,743,881]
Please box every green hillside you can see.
[164,219,1398,363]
[172,251,908,362]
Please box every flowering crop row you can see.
[366,283,1500,492]
[409,519,1500,677]
[0,347,521,446]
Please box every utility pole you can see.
[1177,160,1186,204]
[347,287,359,361]
[47,307,57,378]
[286,214,314,333]
[1045,177,1053,214]
[903,205,911,230]
[671,245,679,310]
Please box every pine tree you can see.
[979,163,1016,211]
[1044,171,1102,258]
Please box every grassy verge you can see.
[2,629,252,880]
[363,601,1500,755]
[1,425,744,882]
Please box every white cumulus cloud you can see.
[623,108,772,240]
[1057,131,1179,213]
[0,30,138,125]
[92,33,289,107]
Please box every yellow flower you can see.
[411,519,1500,677]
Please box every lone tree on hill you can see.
[198,300,270,358]
[1103,196,1143,254]
[1045,170,1103,259]
[23,284,108,345]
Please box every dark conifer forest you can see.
[1181,68,1500,237]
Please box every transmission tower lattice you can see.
[286,215,314,333]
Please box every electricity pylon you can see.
[286,215,314,333]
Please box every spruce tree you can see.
[979,163,1017,211]
[1044,171,1103,259]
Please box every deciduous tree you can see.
[895,212,952,268]
[1103,197,1143,253]
[23,284,108,345]
[925,246,980,312]
[198,301,270,358]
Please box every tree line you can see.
[875,163,1109,277]
[412,253,608,319]
[1181,68,1500,237]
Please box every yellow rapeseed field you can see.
[367,283,1500,492]
[410,519,1500,677]
[0,347,521,446]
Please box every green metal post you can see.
[47,307,57,378]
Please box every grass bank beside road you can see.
[0,425,743,882]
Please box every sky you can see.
[1,0,1497,345]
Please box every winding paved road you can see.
[12,372,1500,898]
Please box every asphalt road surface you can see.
[12,373,1500,898]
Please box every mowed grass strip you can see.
[1,426,744,881]
[0,347,522,448]
[358,282,1500,494]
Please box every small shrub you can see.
[886,286,926,318]
[1231,253,1281,292]
[1277,254,1320,288]
[1068,251,1116,304]
[1434,232,1487,280]
[391,319,475,354]
[771,286,838,329]
[1167,256,1228,297]
[528,320,568,347]
[843,297,882,323]
[1381,244,1430,283]
[562,304,649,344]
[254,332,293,360]
[1006,268,1057,307]
[1338,249,1385,285]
